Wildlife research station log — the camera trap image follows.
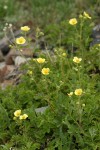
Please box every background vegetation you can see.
[0,0,100,36]
[0,0,100,150]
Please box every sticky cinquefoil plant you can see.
[0,12,100,150]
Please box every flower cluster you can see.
[74,89,83,96]
[69,11,91,26]
[79,11,91,19]
[41,68,50,75]
[68,89,83,96]
[37,58,45,63]
[19,114,28,120]
[83,11,91,19]
[21,26,30,32]
[3,23,12,32]
[14,110,28,120]
[14,109,21,117]
[15,26,30,45]
[16,36,26,45]
[69,18,77,25]
[73,57,82,63]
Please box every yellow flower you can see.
[83,12,91,19]
[62,53,67,57]
[37,58,45,63]
[41,68,50,75]
[82,104,85,107]
[68,92,73,97]
[27,70,33,75]
[16,37,26,44]
[21,26,30,31]
[74,89,83,96]
[69,18,77,25]
[19,114,28,120]
[14,110,21,117]
[73,57,82,63]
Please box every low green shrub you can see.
[0,13,100,150]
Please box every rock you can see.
[1,80,14,90]
[0,65,15,83]
[14,56,31,66]
[5,50,15,65]
[90,24,100,46]
[0,30,21,55]
[0,50,4,62]
[0,36,10,57]
[4,66,27,86]
[0,62,6,69]
[0,66,7,83]
[35,106,49,114]
[5,48,33,65]
[14,56,27,66]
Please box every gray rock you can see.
[0,62,6,69]
[90,24,100,46]
[14,56,31,66]
[35,106,49,114]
